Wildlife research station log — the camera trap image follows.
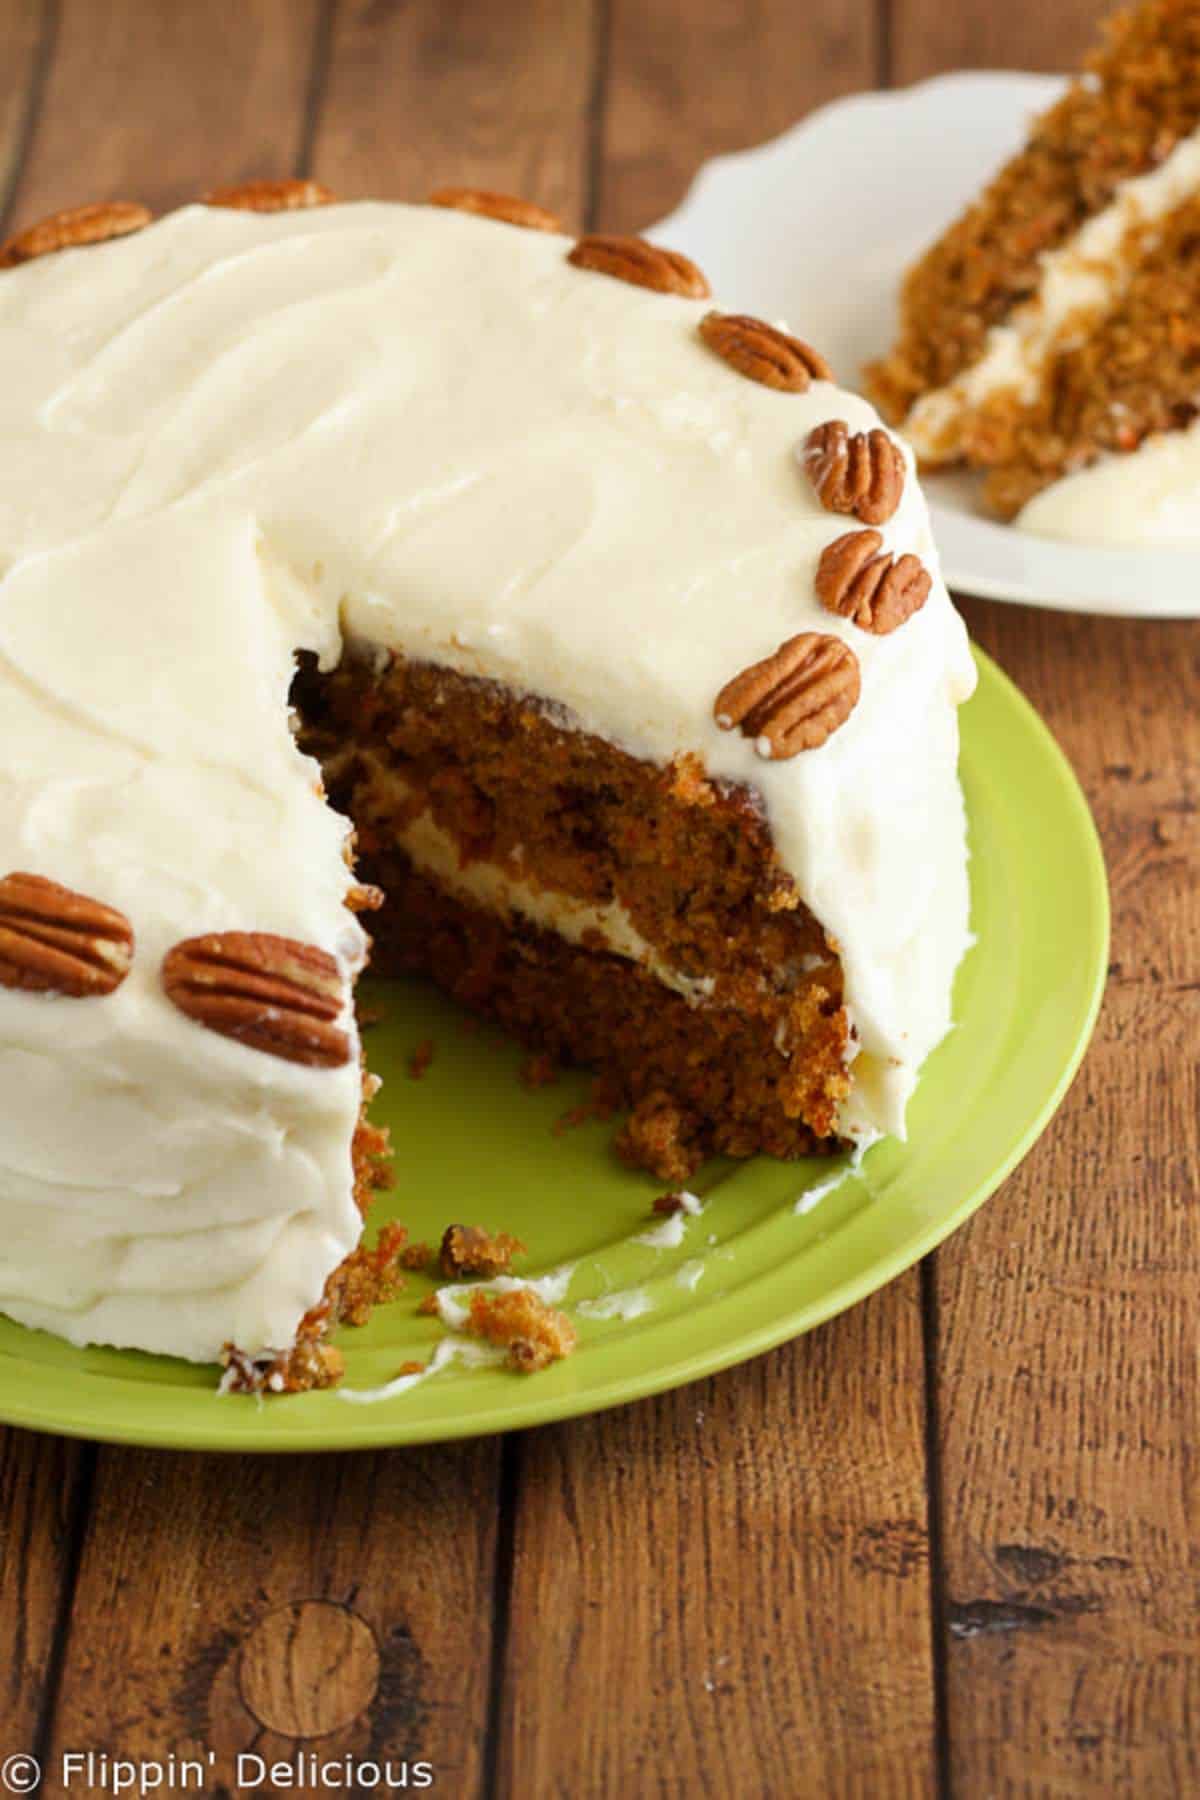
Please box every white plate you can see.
[649,72,1199,618]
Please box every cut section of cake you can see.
[865,0,1200,537]
[0,184,975,1381]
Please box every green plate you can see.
[0,648,1107,1451]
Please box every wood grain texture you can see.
[0,0,47,227]
[6,0,321,225]
[40,1445,500,1796]
[0,1432,89,1758]
[599,0,879,230]
[0,9,77,1753]
[496,1288,938,1797]
[311,0,597,225]
[890,0,1112,80]
[898,14,1199,1795]
[504,9,936,1794]
[935,598,1200,1798]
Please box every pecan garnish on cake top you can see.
[0,873,134,996]
[567,234,710,297]
[0,201,152,269]
[162,931,351,1067]
[714,633,860,758]
[430,187,562,232]
[699,312,832,392]
[803,420,906,525]
[203,178,334,212]
[815,529,931,636]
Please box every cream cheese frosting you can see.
[0,201,976,1365]
[1016,415,1200,546]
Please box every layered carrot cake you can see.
[866,0,1200,541]
[0,183,975,1384]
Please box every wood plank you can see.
[0,1432,91,1760]
[311,0,597,223]
[40,1445,500,1796]
[497,1288,937,1796]
[10,6,505,1787]
[0,3,89,1765]
[6,0,321,226]
[891,0,1110,81]
[491,8,939,1792]
[937,597,1200,1797]
[0,0,46,225]
[894,7,1198,1791]
[597,0,878,231]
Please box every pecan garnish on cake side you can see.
[803,420,906,524]
[714,634,860,758]
[0,873,134,996]
[162,932,352,1067]
[699,312,831,392]
[568,234,710,297]
[815,529,931,636]
[430,187,562,232]
[203,178,334,212]
[0,201,151,269]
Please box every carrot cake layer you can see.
[866,0,1200,533]
[299,656,851,1177]
[0,191,974,1374]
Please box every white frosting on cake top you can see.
[0,202,975,1365]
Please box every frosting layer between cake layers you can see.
[0,202,975,1363]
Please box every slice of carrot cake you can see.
[865,0,1200,539]
[0,183,975,1381]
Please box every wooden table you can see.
[1,3,1196,1794]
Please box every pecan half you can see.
[714,634,860,758]
[162,932,351,1068]
[567,233,710,298]
[698,312,831,392]
[203,178,334,213]
[0,201,152,270]
[815,529,931,635]
[0,872,134,996]
[429,187,562,232]
[803,419,906,525]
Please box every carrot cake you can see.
[0,183,975,1382]
[865,0,1200,540]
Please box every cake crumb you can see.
[400,1241,434,1272]
[439,1223,527,1279]
[416,1293,440,1316]
[330,1220,409,1326]
[408,1037,435,1080]
[220,1338,344,1396]
[617,1091,703,1183]
[395,1359,425,1377]
[464,1287,576,1373]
